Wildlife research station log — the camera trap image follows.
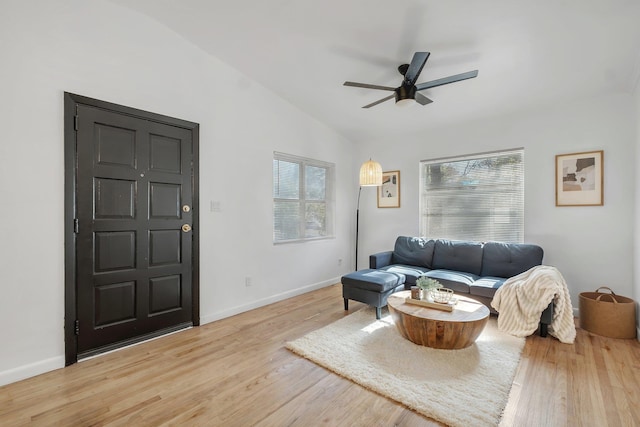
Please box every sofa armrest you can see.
[370,251,393,269]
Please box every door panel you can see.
[74,103,194,356]
[94,231,136,271]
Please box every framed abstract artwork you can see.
[378,170,400,208]
[555,150,603,206]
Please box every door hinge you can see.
[74,115,79,131]
[74,320,80,335]
[74,218,79,233]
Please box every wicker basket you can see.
[579,287,636,339]
[430,287,454,304]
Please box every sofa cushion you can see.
[391,236,436,269]
[378,264,430,286]
[341,269,405,293]
[470,276,506,298]
[481,241,544,278]
[422,269,479,294]
[432,239,483,276]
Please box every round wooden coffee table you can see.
[387,291,490,349]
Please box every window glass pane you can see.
[420,150,524,243]
[305,166,326,200]
[305,202,326,238]
[273,152,334,243]
[273,159,299,199]
[274,200,300,241]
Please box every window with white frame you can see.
[273,152,335,243]
[419,149,524,243]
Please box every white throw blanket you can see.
[491,265,576,343]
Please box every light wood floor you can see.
[1,284,639,426]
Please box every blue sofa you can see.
[367,236,553,336]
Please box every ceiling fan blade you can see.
[415,92,433,105]
[344,81,396,91]
[415,70,478,91]
[404,52,430,86]
[363,94,395,108]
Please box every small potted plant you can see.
[415,276,441,300]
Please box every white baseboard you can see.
[200,277,339,325]
[0,356,65,387]
[0,278,339,387]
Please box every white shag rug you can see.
[286,307,524,427]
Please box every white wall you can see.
[355,94,636,313]
[0,0,355,385]
[634,79,640,338]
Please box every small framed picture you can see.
[555,150,603,206]
[378,170,400,208]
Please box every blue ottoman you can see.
[341,269,406,319]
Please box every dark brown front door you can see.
[64,93,199,363]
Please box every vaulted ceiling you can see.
[111,0,640,142]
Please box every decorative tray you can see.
[404,297,457,312]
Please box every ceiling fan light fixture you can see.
[395,98,414,107]
[395,84,416,106]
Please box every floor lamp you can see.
[356,158,382,270]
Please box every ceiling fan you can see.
[343,51,478,108]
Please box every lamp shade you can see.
[359,159,382,186]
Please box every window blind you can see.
[419,149,524,243]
